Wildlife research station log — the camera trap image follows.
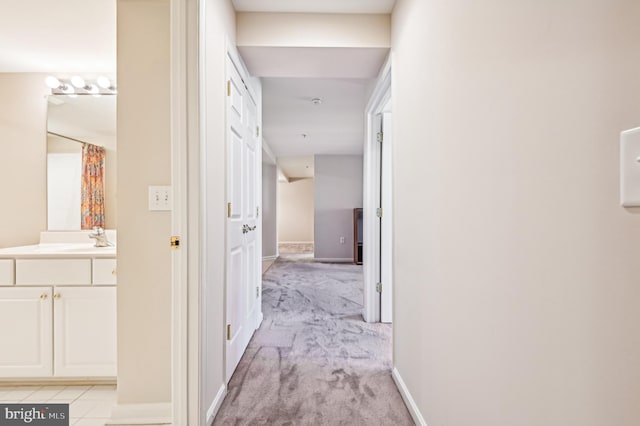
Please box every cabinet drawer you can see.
[0,259,14,285]
[93,259,117,285]
[16,259,91,285]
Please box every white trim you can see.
[108,403,172,425]
[362,54,392,323]
[392,368,427,426]
[313,258,353,263]
[262,255,278,261]
[170,0,190,424]
[205,384,227,425]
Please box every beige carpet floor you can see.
[213,259,414,425]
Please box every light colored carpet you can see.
[213,259,414,426]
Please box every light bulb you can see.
[71,76,86,88]
[61,84,75,94]
[87,84,99,94]
[45,76,60,89]
[97,76,111,89]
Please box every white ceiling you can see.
[0,0,116,72]
[262,78,372,159]
[277,156,315,179]
[232,0,396,14]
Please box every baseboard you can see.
[107,402,172,425]
[262,255,278,261]
[205,384,227,425]
[313,258,353,263]
[392,367,427,426]
[256,311,264,329]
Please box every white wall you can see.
[277,178,314,243]
[116,0,171,405]
[0,74,48,248]
[262,163,278,257]
[314,155,363,260]
[391,0,640,425]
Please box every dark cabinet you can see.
[353,208,363,264]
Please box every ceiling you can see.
[262,78,372,161]
[277,156,315,179]
[0,0,116,73]
[232,0,396,14]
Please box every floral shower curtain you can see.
[81,143,106,229]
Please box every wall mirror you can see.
[47,95,116,231]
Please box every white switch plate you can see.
[149,186,172,211]
[621,127,640,207]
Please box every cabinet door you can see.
[53,286,116,377]
[0,287,53,377]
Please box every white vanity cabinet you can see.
[0,287,53,377]
[0,248,117,380]
[53,286,117,377]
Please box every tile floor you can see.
[0,384,116,425]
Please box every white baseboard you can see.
[107,402,172,425]
[262,255,278,261]
[205,384,227,425]
[392,367,427,426]
[256,311,264,329]
[314,258,353,263]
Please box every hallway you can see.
[213,259,413,425]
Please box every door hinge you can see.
[256,206,260,218]
[170,236,180,249]
[256,287,259,299]
[377,132,383,143]
[376,208,383,218]
[227,324,231,340]
[376,282,382,293]
[228,202,232,218]
[227,80,231,97]
[256,125,260,137]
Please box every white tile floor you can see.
[0,384,116,425]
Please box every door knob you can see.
[40,293,48,300]
[247,225,256,231]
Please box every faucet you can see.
[89,227,111,247]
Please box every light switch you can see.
[621,127,640,207]
[149,186,172,211]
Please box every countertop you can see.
[0,243,117,259]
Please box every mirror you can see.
[47,95,116,230]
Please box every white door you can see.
[380,112,393,323]
[0,287,53,377]
[53,286,117,377]
[226,57,260,381]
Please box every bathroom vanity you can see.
[0,231,116,380]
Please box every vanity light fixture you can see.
[71,76,86,89]
[45,75,117,95]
